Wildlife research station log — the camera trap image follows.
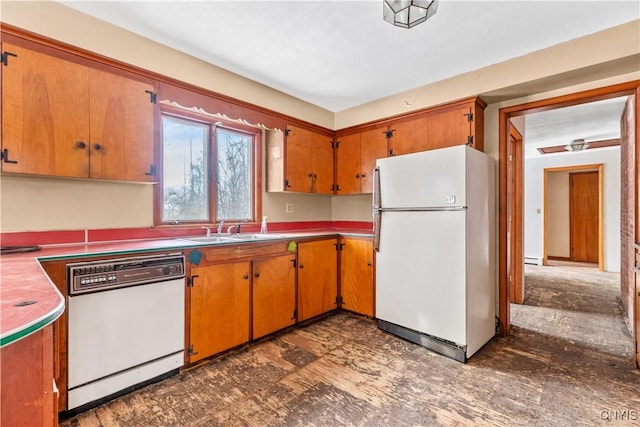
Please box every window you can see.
[160,114,258,225]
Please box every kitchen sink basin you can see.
[226,233,290,241]
[178,233,290,244]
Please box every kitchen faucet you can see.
[201,226,212,237]
[216,220,225,234]
[227,222,241,234]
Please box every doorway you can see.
[543,165,603,268]
[497,81,639,371]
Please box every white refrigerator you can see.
[373,145,496,362]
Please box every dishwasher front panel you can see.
[67,277,184,409]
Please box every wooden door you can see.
[335,133,361,194]
[425,104,472,149]
[297,239,338,322]
[89,69,155,181]
[311,131,334,194]
[569,171,599,262]
[285,125,313,192]
[1,43,90,177]
[507,123,524,303]
[340,238,374,317]
[252,254,296,339]
[190,262,251,362]
[359,127,389,193]
[389,117,428,156]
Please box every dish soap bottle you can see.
[260,216,268,234]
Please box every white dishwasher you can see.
[66,253,185,411]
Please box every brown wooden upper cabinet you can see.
[266,124,334,194]
[1,42,156,182]
[388,97,485,156]
[335,126,388,194]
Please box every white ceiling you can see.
[59,1,637,157]
[59,0,639,113]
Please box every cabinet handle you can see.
[1,149,18,164]
[299,264,304,269]
[243,274,249,280]
[254,272,260,278]
[367,262,373,267]
[75,141,87,149]
[355,174,360,178]
[361,173,366,178]
[94,143,102,151]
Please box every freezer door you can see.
[375,210,467,346]
[376,146,467,209]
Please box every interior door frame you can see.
[543,164,604,269]
[497,80,640,337]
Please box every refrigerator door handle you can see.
[373,166,381,210]
[373,166,382,252]
[373,208,381,253]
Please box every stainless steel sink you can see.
[178,233,290,244]
[226,233,290,241]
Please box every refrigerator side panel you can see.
[376,146,467,208]
[465,150,497,357]
[376,210,467,345]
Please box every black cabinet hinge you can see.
[187,275,199,287]
[467,136,474,145]
[145,90,157,104]
[331,184,341,192]
[284,179,292,188]
[285,128,291,137]
[1,51,17,66]
[335,296,343,305]
[334,242,345,251]
[389,148,395,156]
[333,140,340,149]
[292,309,297,320]
[291,258,297,268]
[385,129,395,139]
[144,164,156,176]
[464,112,473,122]
[1,149,18,164]
[188,345,198,356]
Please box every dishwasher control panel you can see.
[68,253,185,295]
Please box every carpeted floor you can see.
[61,264,639,426]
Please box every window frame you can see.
[155,105,262,227]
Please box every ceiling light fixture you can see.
[383,0,439,29]
[565,138,590,152]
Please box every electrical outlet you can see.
[285,203,294,214]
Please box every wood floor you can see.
[61,264,639,426]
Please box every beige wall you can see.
[1,1,639,231]
[547,172,570,258]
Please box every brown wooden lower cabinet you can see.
[297,238,339,322]
[252,253,297,339]
[340,237,375,317]
[189,262,251,363]
[1,325,58,427]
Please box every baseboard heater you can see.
[377,319,466,363]
[524,256,542,265]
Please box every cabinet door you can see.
[89,68,156,181]
[252,254,296,339]
[190,262,251,362]
[285,125,313,192]
[311,131,334,195]
[1,43,90,177]
[389,117,428,156]
[340,238,374,317]
[425,104,473,150]
[359,127,389,193]
[335,133,361,194]
[298,239,338,322]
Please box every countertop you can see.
[0,229,372,347]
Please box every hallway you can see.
[61,264,639,426]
